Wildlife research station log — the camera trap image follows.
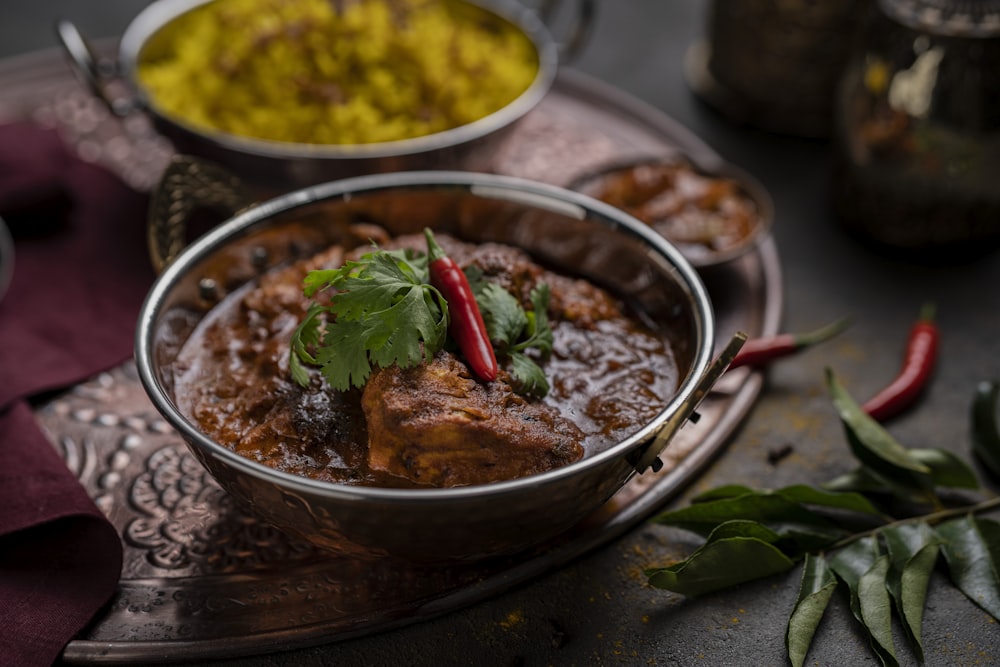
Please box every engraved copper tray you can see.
[1,47,782,663]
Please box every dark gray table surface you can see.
[4,2,999,666]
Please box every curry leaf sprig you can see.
[289,241,554,396]
[644,372,1000,667]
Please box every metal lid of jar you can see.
[879,0,1000,37]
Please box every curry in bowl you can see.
[136,172,715,559]
[173,226,681,489]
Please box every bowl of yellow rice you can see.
[63,0,576,190]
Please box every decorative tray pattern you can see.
[1,47,782,663]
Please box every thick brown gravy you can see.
[576,160,760,264]
[173,232,680,488]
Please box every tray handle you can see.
[634,331,748,474]
[147,155,253,273]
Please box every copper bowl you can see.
[58,0,590,192]
[134,171,724,562]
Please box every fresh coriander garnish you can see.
[474,278,554,398]
[289,246,448,391]
[289,239,555,397]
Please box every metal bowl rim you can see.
[134,170,716,503]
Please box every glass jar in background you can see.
[830,0,1000,262]
[686,0,867,138]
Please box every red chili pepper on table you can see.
[424,228,498,382]
[861,303,938,422]
[728,317,851,370]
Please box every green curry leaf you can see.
[984,517,1000,563]
[824,465,936,506]
[645,520,796,596]
[883,522,940,661]
[651,492,845,547]
[786,553,837,667]
[774,484,883,516]
[644,375,1000,666]
[909,448,980,489]
[827,369,933,496]
[829,537,898,667]
[971,380,1000,479]
[691,484,756,502]
[936,515,1000,620]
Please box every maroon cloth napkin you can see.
[0,122,153,666]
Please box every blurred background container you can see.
[685,0,867,138]
[830,0,1000,262]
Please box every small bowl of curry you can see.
[570,158,774,268]
[135,171,719,562]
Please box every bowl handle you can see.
[634,331,748,474]
[537,0,596,62]
[147,155,253,273]
[55,20,136,117]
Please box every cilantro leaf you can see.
[314,317,374,391]
[302,267,345,298]
[475,279,554,396]
[513,283,553,355]
[289,246,447,391]
[290,239,553,398]
[364,285,448,368]
[478,282,529,347]
[290,303,325,365]
[509,351,550,398]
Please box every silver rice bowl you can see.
[107,0,562,191]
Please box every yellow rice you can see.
[137,0,540,145]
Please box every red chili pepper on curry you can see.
[424,228,498,382]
